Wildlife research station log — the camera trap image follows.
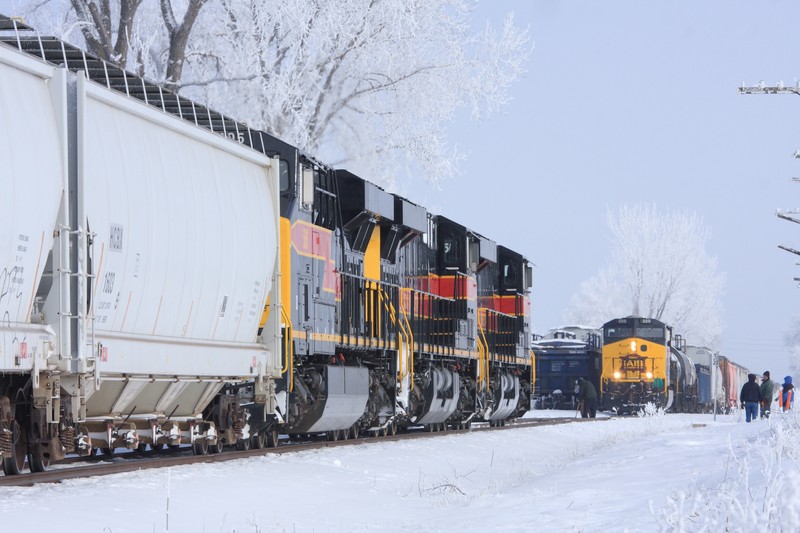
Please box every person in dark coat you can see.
[740,373,763,423]
[577,377,598,419]
[760,371,775,419]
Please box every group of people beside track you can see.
[740,371,795,423]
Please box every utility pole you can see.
[740,81,800,284]
[712,351,718,421]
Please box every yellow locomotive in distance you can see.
[601,316,697,414]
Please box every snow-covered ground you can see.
[1,409,797,532]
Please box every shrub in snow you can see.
[653,412,800,531]
[638,402,667,418]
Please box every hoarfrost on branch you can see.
[25,0,531,188]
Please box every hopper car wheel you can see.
[439,423,446,432]
[251,432,266,449]
[236,438,251,451]
[426,424,434,433]
[326,430,339,442]
[101,447,115,457]
[136,443,147,454]
[192,439,209,456]
[3,421,27,475]
[168,444,180,451]
[209,441,224,454]
[266,428,279,448]
[389,422,397,436]
[349,424,359,440]
[380,426,389,437]
[28,447,50,473]
[151,443,165,453]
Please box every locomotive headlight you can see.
[630,341,637,352]
[613,371,621,379]
[646,372,653,379]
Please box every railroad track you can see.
[0,417,602,487]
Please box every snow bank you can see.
[0,411,794,532]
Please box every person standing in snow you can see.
[577,377,597,419]
[779,376,795,412]
[739,373,762,423]
[760,371,775,419]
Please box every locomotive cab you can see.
[601,316,670,414]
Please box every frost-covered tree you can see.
[565,204,726,348]
[784,316,800,375]
[28,1,208,83]
[22,0,530,187]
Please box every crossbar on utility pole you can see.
[777,212,800,224]
[779,245,800,257]
[739,82,800,95]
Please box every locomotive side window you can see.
[279,160,290,192]
[503,263,517,286]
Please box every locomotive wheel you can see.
[4,421,27,475]
[28,446,51,473]
[209,440,224,454]
[251,432,266,449]
[266,428,279,448]
[192,439,209,455]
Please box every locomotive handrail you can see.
[339,270,457,303]
[279,306,294,392]
[476,333,486,390]
[398,288,416,391]
[377,286,413,392]
[476,309,490,392]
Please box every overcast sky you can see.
[2,1,798,379]
[402,0,800,379]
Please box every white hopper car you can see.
[0,18,283,473]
